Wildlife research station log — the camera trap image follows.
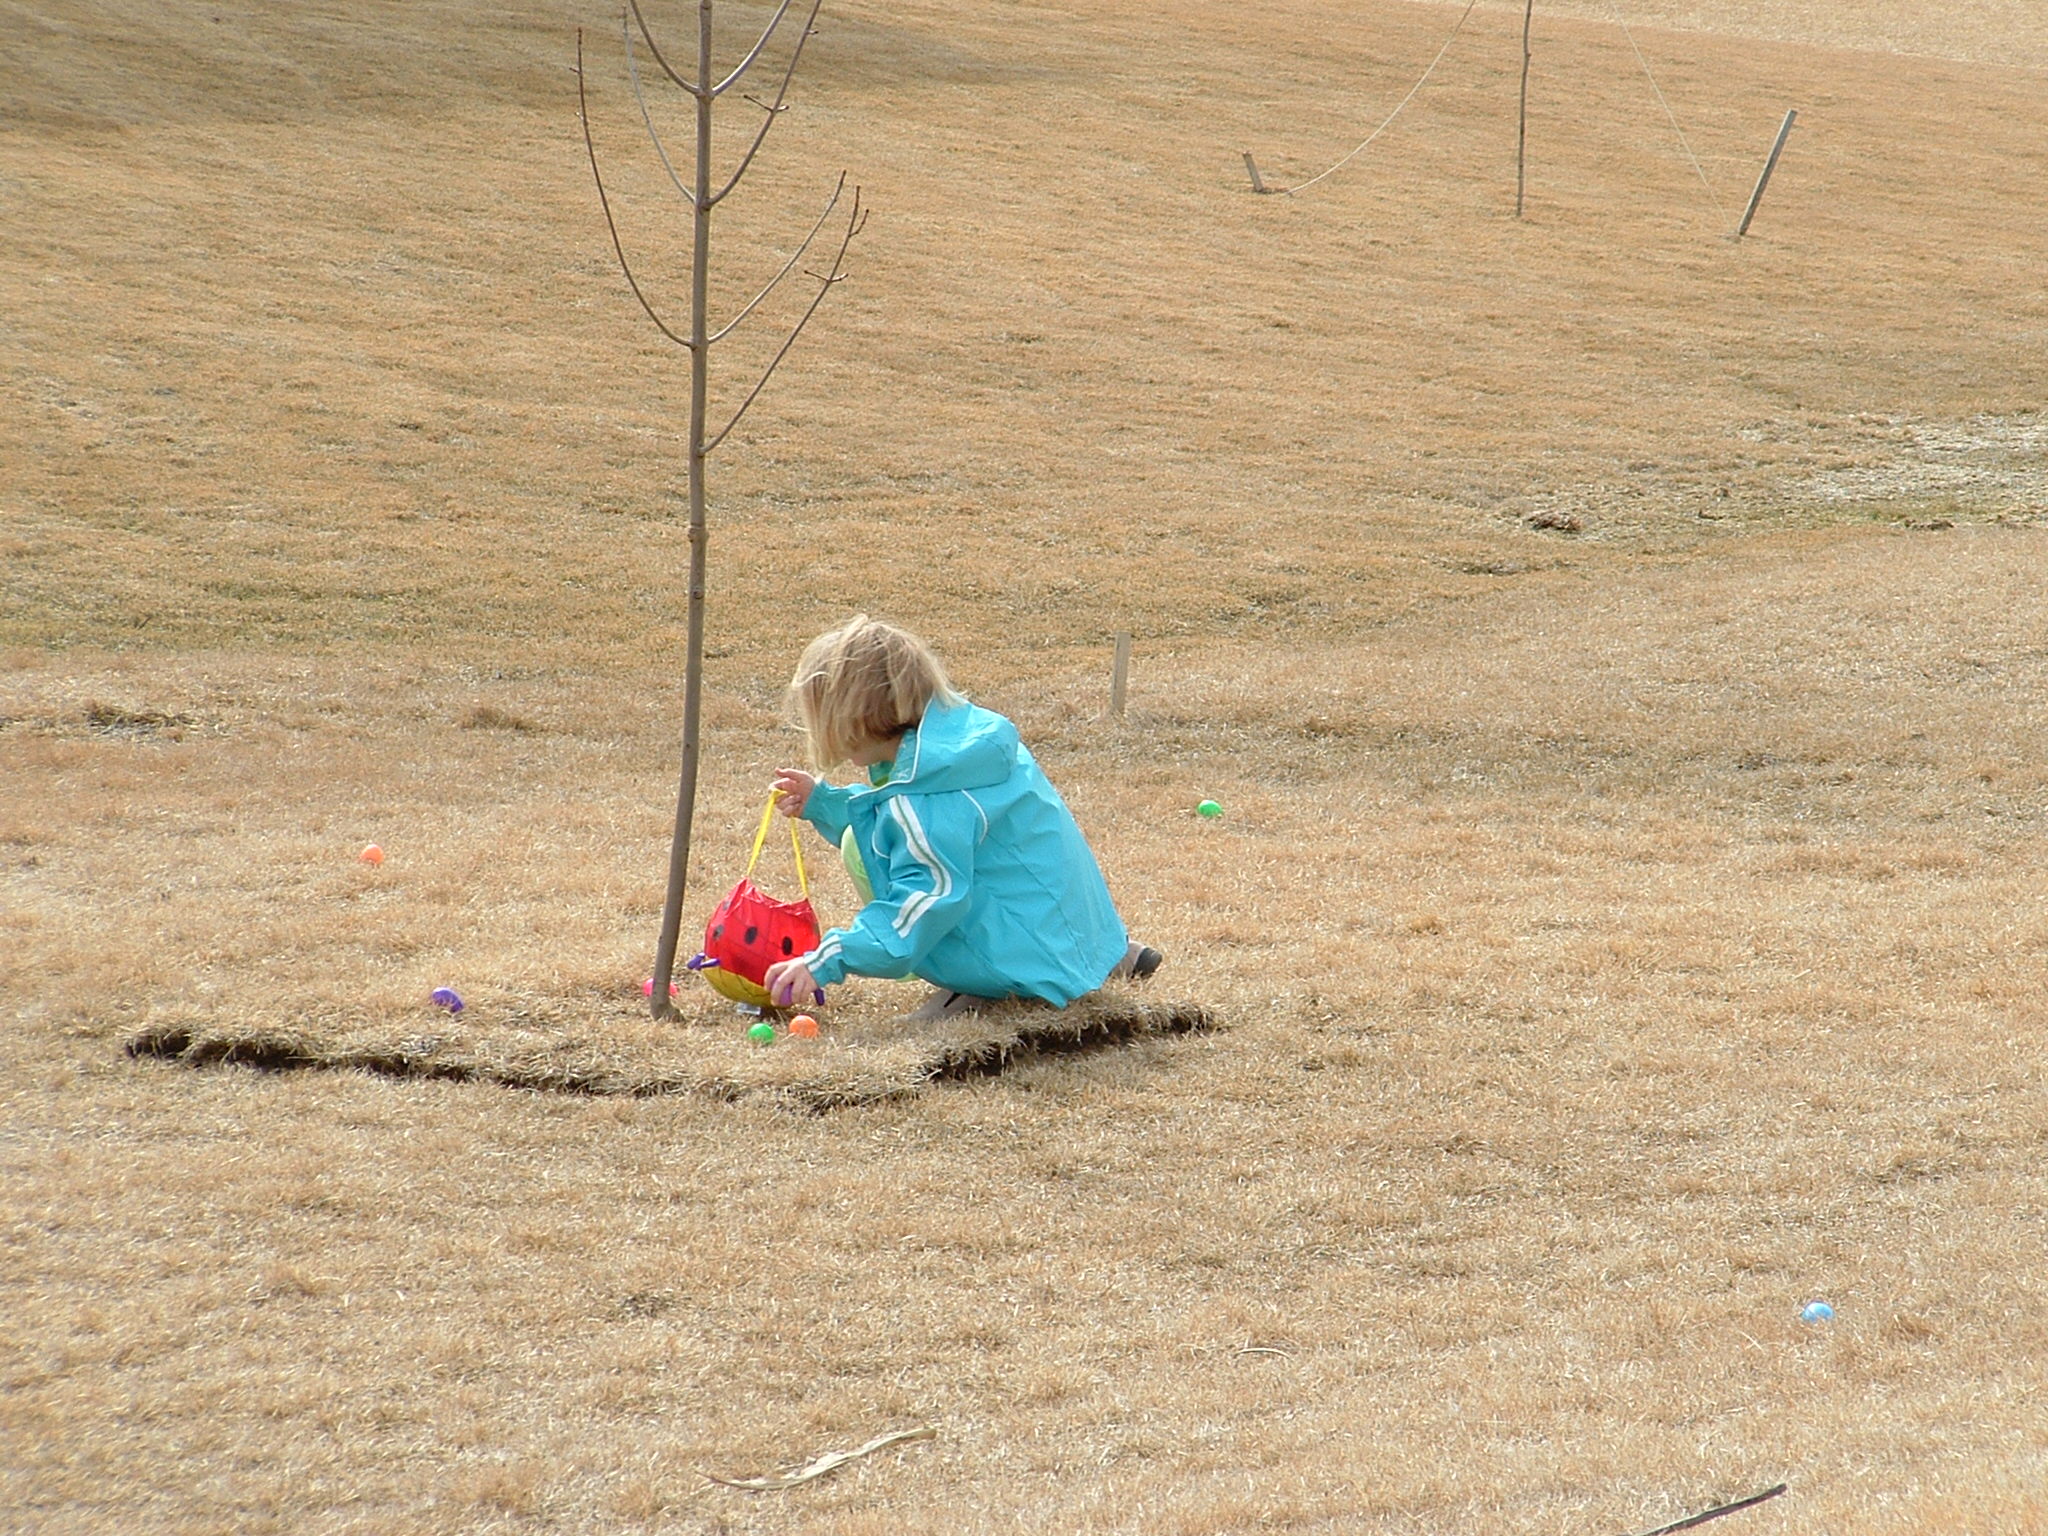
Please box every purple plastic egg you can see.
[429,987,464,1013]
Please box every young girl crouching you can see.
[762,615,1159,1020]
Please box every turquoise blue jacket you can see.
[797,700,1128,1005]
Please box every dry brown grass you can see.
[6,0,2048,1530]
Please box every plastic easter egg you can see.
[429,987,464,1013]
[1196,799,1223,819]
[789,1013,819,1039]
[747,1020,776,1045]
[1801,1300,1834,1323]
[359,844,384,865]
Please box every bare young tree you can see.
[577,0,865,1019]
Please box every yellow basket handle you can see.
[745,792,809,900]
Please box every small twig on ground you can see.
[1626,1483,1787,1536]
[702,1426,935,1491]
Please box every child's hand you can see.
[772,767,817,817]
[764,958,818,1009]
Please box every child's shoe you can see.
[1112,941,1164,981]
[891,987,999,1024]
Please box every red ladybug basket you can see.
[687,796,822,1008]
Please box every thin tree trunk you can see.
[589,1,860,1018]
[649,0,717,1020]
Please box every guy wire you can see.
[1609,2,1725,214]
[1285,0,1481,196]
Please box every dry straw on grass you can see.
[6,0,2048,1531]
[122,990,1217,1111]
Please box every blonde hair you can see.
[787,614,958,769]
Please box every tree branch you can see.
[711,0,798,97]
[578,30,696,352]
[706,0,824,208]
[706,185,863,451]
[625,0,701,98]
[624,9,696,209]
[707,172,845,345]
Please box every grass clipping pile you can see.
[123,986,1216,1111]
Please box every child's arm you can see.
[794,792,978,986]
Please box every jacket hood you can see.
[874,699,1018,796]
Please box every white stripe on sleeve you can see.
[888,797,952,938]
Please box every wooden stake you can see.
[1109,632,1131,718]
[1515,0,1534,217]
[1242,151,1269,194]
[1734,108,1797,238]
